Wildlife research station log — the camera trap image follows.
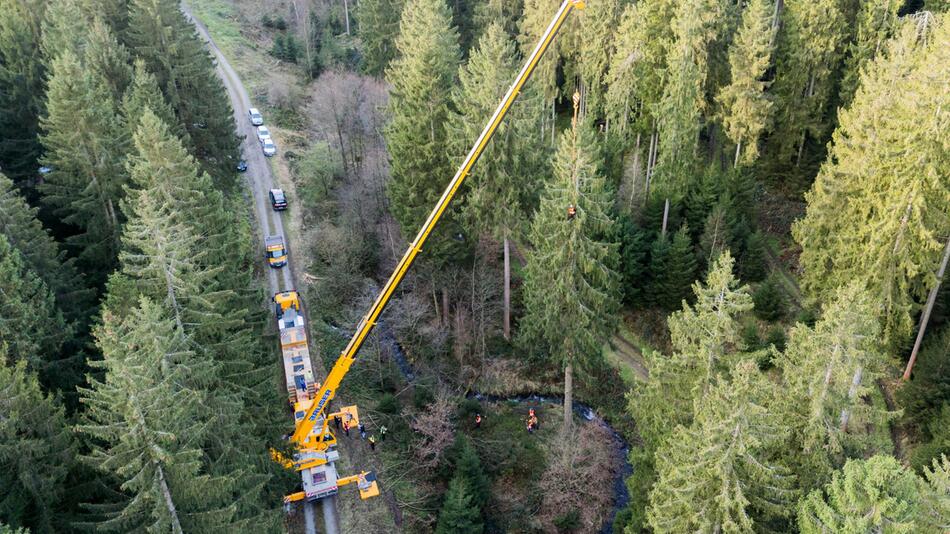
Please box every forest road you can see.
[181,4,338,534]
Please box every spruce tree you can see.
[684,166,720,236]
[618,216,650,307]
[0,234,72,388]
[39,0,88,65]
[118,109,279,450]
[698,203,731,267]
[126,0,240,187]
[384,0,460,241]
[84,17,133,103]
[355,0,404,76]
[449,22,545,339]
[39,49,128,279]
[79,299,277,532]
[452,435,490,511]
[739,230,768,282]
[778,282,890,490]
[768,0,847,170]
[752,276,786,321]
[604,0,676,137]
[645,234,670,308]
[648,361,795,532]
[435,475,483,534]
[472,0,522,40]
[659,224,698,310]
[121,59,187,145]
[630,252,753,449]
[517,0,568,137]
[0,173,93,325]
[838,0,900,107]
[0,358,75,534]
[577,0,620,119]
[652,0,721,197]
[798,455,922,533]
[921,455,950,531]
[0,0,46,182]
[792,19,950,347]
[519,119,621,430]
[716,0,775,167]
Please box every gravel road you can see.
[181,5,338,534]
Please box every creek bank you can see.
[377,323,634,534]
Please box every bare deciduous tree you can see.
[409,390,455,472]
[537,424,618,532]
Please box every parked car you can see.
[257,125,271,142]
[262,138,277,157]
[248,107,264,126]
[269,188,287,210]
[236,159,248,172]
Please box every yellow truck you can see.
[264,235,287,268]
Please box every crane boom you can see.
[290,0,585,446]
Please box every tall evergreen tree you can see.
[660,224,698,310]
[0,173,93,325]
[604,0,676,138]
[577,0,620,119]
[449,23,545,339]
[121,59,187,145]
[0,0,46,183]
[39,0,87,65]
[452,435,490,511]
[645,233,671,308]
[921,455,950,531]
[0,358,75,533]
[716,0,775,167]
[792,18,950,347]
[356,0,404,76]
[768,0,847,170]
[798,455,922,533]
[125,0,239,187]
[115,109,279,449]
[838,0,900,107]
[631,252,753,449]
[39,49,128,279]
[472,0,522,40]
[0,234,72,388]
[519,119,621,430]
[651,0,721,197]
[517,0,567,138]
[84,17,133,103]
[648,361,795,533]
[384,0,460,243]
[435,475,483,534]
[778,282,891,490]
[618,216,650,306]
[79,299,277,532]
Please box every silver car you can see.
[249,108,264,126]
[262,138,277,157]
[257,125,271,143]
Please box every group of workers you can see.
[334,414,387,452]
[473,408,541,433]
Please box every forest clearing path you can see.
[182,4,336,533]
[608,334,650,381]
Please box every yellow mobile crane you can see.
[281,0,585,504]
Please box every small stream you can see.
[374,322,633,534]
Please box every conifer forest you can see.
[1,0,949,532]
